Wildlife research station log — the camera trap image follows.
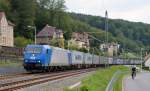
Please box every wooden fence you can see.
[0,46,24,57]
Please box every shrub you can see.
[15,37,33,47]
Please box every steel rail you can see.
[0,68,96,91]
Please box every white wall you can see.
[0,14,14,47]
[145,58,150,67]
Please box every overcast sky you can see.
[65,0,150,24]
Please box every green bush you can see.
[15,37,33,47]
[79,48,88,53]
[80,86,88,91]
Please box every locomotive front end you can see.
[23,45,44,71]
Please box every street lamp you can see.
[27,26,36,45]
[141,48,143,72]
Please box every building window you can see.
[0,28,1,35]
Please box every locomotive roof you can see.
[26,45,51,49]
[26,45,69,52]
[26,45,98,56]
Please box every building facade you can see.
[100,43,120,57]
[69,32,90,49]
[144,54,150,69]
[37,24,64,48]
[0,12,14,47]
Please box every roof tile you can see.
[0,12,4,21]
[37,24,63,37]
[72,32,89,43]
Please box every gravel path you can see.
[123,72,150,91]
[19,71,95,91]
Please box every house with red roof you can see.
[0,12,14,47]
[37,24,64,47]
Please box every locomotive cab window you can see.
[46,49,49,54]
[25,47,42,54]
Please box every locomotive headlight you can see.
[38,60,41,63]
[25,60,28,62]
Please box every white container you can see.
[71,51,84,64]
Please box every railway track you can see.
[0,70,84,80]
[0,71,61,80]
[0,68,96,91]
[0,72,30,80]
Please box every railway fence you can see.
[0,56,23,64]
[0,46,23,64]
[0,46,24,57]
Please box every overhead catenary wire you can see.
[88,34,104,43]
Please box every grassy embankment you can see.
[0,60,22,67]
[64,66,129,91]
[119,52,139,59]
[112,67,129,91]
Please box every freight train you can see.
[23,45,140,72]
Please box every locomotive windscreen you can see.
[25,47,42,54]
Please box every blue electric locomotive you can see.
[23,45,52,71]
[23,44,110,72]
[24,45,73,72]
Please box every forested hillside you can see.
[70,13,150,51]
[0,0,109,48]
[0,0,149,52]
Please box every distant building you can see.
[144,54,150,68]
[0,12,14,47]
[69,32,90,49]
[37,24,64,48]
[100,43,120,57]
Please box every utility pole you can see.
[28,26,36,45]
[105,10,108,45]
[67,41,70,50]
[141,48,143,72]
[105,10,109,67]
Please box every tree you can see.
[79,48,88,53]
[70,13,150,52]
[58,38,65,48]
[37,0,66,26]
[49,39,59,47]
[49,38,64,48]
[10,0,36,38]
[68,40,79,50]
[36,0,72,40]
[0,0,11,14]
[15,37,32,47]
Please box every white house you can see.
[144,54,150,68]
[69,32,90,49]
[0,12,14,47]
[100,43,120,57]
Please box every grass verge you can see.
[64,66,129,91]
[113,68,129,91]
[0,60,22,67]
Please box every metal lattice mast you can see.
[105,10,108,45]
[105,10,109,67]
